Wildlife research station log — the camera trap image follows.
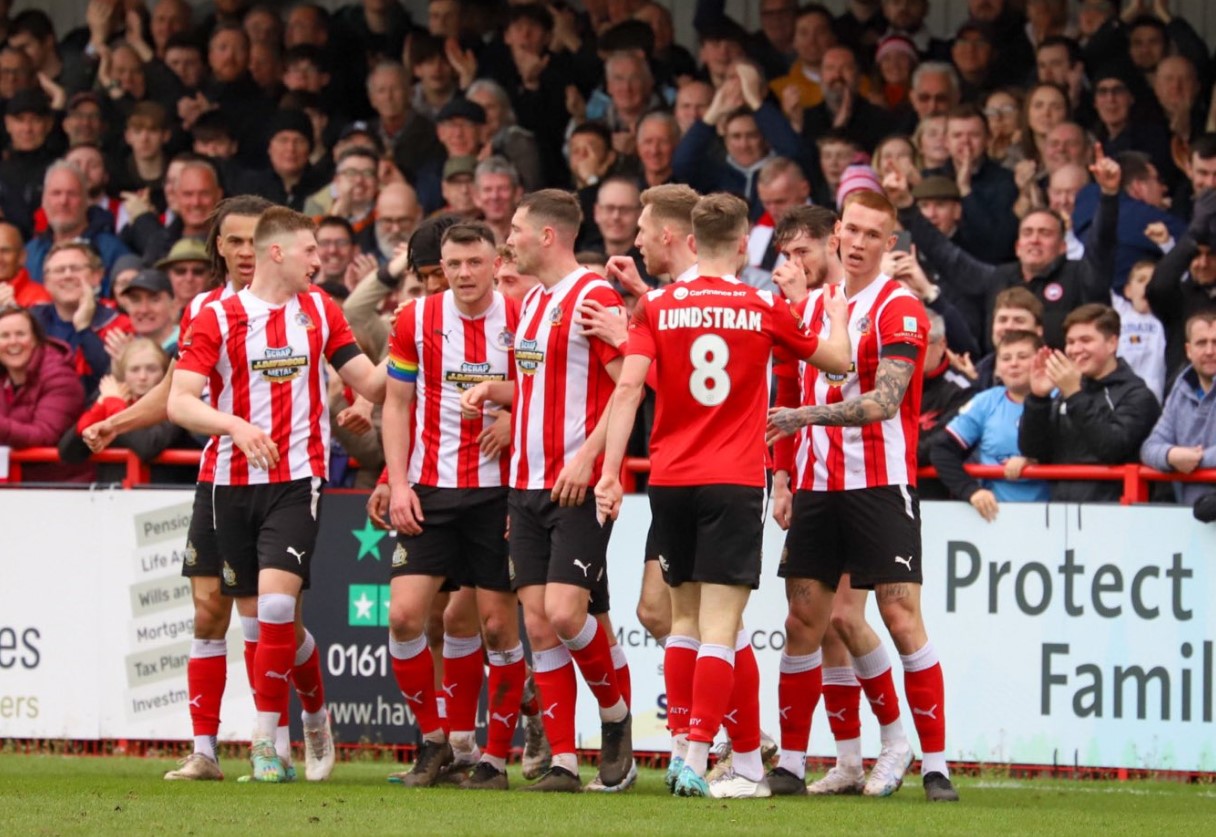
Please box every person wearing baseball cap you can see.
[439,155,478,216]
[121,269,179,352]
[435,98,486,162]
[0,89,59,211]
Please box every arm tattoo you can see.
[797,358,915,427]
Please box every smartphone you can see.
[893,230,913,253]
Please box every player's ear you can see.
[686,233,697,254]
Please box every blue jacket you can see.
[672,100,808,221]
[24,228,132,298]
[1073,184,1186,293]
[1140,366,1216,505]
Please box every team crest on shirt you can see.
[294,310,316,329]
[222,561,236,587]
[824,362,857,386]
[444,362,507,390]
[496,328,515,349]
[392,544,408,567]
[515,339,544,374]
[855,315,871,335]
[184,541,198,567]
[251,345,308,382]
[548,304,563,326]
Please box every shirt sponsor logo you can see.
[515,339,544,374]
[443,361,508,390]
[252,345,307,382]
[824,362,857,386]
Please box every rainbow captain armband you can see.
[387,355,419,383]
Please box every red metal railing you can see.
[3,448,1215,504]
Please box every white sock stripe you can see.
[779,650,822,674]
[734,629,749,652]
[239,616,260,643]
[294,630,316,666]
[610,644,627,668]
[257,593,295,625]
[899,641,939,673]
[666,634,700,652]
[561,614,598,652]
[388,633,428,661]
[852,644,893,680]
[532,644,573,673]
[190,638,227,659]
[442,632,484,659]
[697,643,735,666]
[488,642,525,666]
[822,666,860,687]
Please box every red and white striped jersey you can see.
[386,289,521,488]
[794,275,929,491]
[177,288,362,485]
[627,275,818,487]
[511,268,624,490]
[178,282,236,356]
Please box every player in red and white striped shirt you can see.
[379,222,528,790]
[169,207,385,783]
[461,190,633,792]
[766,190,959,803]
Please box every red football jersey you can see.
[626,275,819,487]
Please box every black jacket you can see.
[1018,359,1160,502]
[923,158,1019,262]
[901,192,1119,352]
[1145,235,1216,380]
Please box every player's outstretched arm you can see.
[594,354,650,523]
[338,355,387,405]
[167,369,280,470]
[805,284,851,374]
[81,358,176,451]
[766,357,914,440]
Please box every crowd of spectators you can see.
[0,0,1213,517]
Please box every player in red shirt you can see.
[595,193,850,799]
[168,207,385,783]
[461,190,633,792]
[379,222,527,790]
[766,190,960,803]
[767,205,912,796]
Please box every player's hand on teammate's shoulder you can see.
[604,255,649,298]
[575,298,628,349]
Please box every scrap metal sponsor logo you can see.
[252,345,307,382]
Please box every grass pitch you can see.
[1,754,1214,836]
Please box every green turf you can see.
[1,754,1213,836]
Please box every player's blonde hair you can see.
[691,192,749,256]
[640,183,699,231]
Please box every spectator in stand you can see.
[358,182,421,264]
[673,79,713,137]
[63,144,117,233]
[1123,6,1208,99]
[0,223,49,309]
[25,163,130,291]
[1035,36,1091,120]
[694,18,749,90]
[868,34,919,115]
[61,92,107,150]
[1073,150,1186,291]
[112,102,172,209]
[768,4,838,110]
[150,0,192,61]
[124,159,223,266]
[924,103,1019,261]
[1141,310,1216,518]
[676,63,806,221]
[743,157,811,292]
[932,329,1051,521]
[408,33,462,124]
[495,244,539,303]
[465,78,543,192]
[240,109,327,211]
[982,87,1023,169]
[473,156,523,245]
[108,255,144,314]
[58,336,194,484]
[695,0,795,82]
[30,241,133,398]
[120,269,179,354]
[7,10,91,103]
[198,22,267,163]
[0,304,87,482]
[313,214,361,290]
[365,60,444,186]
[950,21,998,104]
[304,147,380,233]
[800,45,896,154]
[1043,163,1089,258]
[579,50,664,159]
[887,145,1121,351]
[915,309,975,493]
[1042,121,1092,178]
[880,0,950,61]
[435,156,478,217]
[635,111,678,190]
[633,2,698,88]
[1145,192,1216,377]
[1153,56,1203,151]
[155,237,212,311]
[953,286,1045,391]
[435,96,486,167]
[883,232,981,360]
[908,61,960,121]
[812,132,859,207]
[0,42,35,103]
[583,176,645,270]
[1020,303,1160,502]
[1112,258,1167,403]
[0,89,62,212]
[1089,66,1175,192]
[1172,133,1216,221]
[568,120,637,196]
[1017,83,1070,173]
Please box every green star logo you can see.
[348,585,380,626]
[351,517,387,560]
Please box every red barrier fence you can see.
[2,448,1215,504]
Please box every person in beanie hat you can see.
[236,109,327,210]
[836,164,883,209]
[872,34,919,110]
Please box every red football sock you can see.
[485,652,527,759]
[243,640,257,695]
[532,650,578,757]
[562,616,621,710]
[858,670,901,726]
[688,645,734,745]
[520,665,539,717]
[777,651,822,754]
[441,635,485,736]
[664,636,698,735]
[902,648,946,754]
[822,667,862,741]
[187,647,226,737]
[390,635,442,737]
[291,635,326,715]
[254,621,296,717]
[611,644,631,709]
[722,640,761,752]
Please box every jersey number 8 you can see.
[689,333,730,407]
